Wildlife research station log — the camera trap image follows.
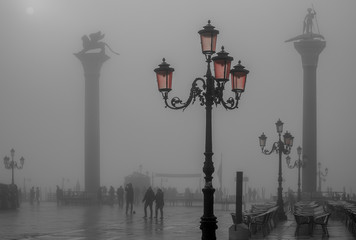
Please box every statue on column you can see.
[303,8,316,34]
[285,8,324,42]
[77,31,119,55]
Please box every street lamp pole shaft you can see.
[318,167,321,192]
[11,159,15,185]
[297,162,301,201]
[277,138,286,220]
[201,56,217,240]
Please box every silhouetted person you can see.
[56,185,63,205]
[109,186,115,206]
[155,188,164,219]
[35,187,40,204]
[97,187,102,205]
[184,188,192,206]
[125,183,134,215]
[252,188,257,202]
[142,186,155,219]
[18,188,22,204]
[30,187,35,205]
[102,186,107,199]
[288,189,296,210]
[117,186,124,209]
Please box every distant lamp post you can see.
[3,148,25,185]
[154,20,250,240]
[243,176,249,201]
[317,162,328,193]
[258,119,294,221]
[286,146,305,202]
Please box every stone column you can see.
[294,39,325,193]
[75,52,109,199]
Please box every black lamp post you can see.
[154,20,249,240]
[258,119,293,221]
[317,162,328,193]
[3,148,24,185]
[286,146,305,202]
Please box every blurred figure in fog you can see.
[30,187,35,205]
[184,188,192,206]
[56,185,63,205]
[155,188,164,219]
[117,186,124,209]
[18,188,22,203]
[248,188,252,202]
[288,188,295,210]
[97,187,102,205]
[102,186,107,199]
[142,186,155,219]
[125,183,134,215]
[109,186,115,206]
[35,187,40,204]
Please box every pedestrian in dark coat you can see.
[142,186,155,219]
[117,186,124,209]
[125,183,134,215]
[30,187,35,205]
[109,186,115,206]
[155,188,164,219]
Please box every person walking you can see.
[35,187,40,204]
[142,186,155,219]
[56,185,63,205]
[117,186,124,209]
[109,186,115,206]
[125,183,134,215]
[97,187,102,205]
[155,188,164,219]
[30,187,35,205]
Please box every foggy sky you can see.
[0,0,355,196]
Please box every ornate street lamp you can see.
[317,162,328,193]
[258,119,293,221]
[155,20,249,240]
[3,148,25,185]
[286,146,306,202]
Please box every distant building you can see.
[124,172,151,205]
[124,172,151,190]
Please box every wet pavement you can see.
[0,202,230,240]
[0,202,354,239]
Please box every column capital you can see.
[75,52,110,74]
[294,40,326,67]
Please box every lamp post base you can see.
[200,217,218,240]
[200,185,218,240]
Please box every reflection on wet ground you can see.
[0,202,230,240]
[0,202,355,239]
